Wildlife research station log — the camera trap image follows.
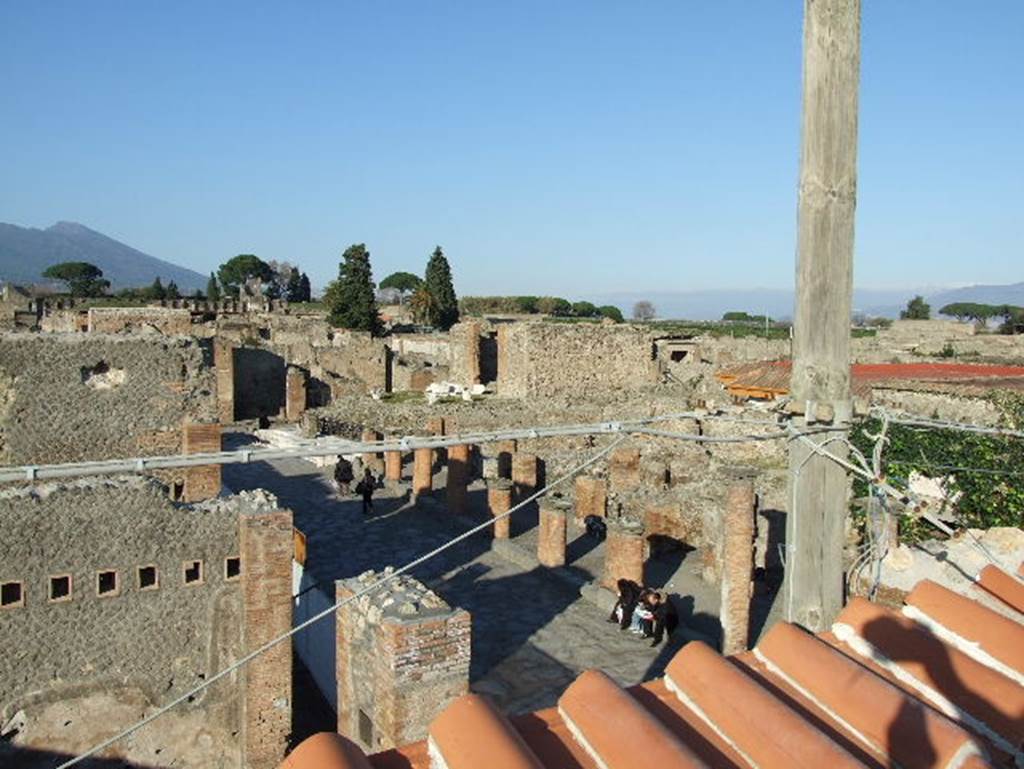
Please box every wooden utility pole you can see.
[785,0,861,632]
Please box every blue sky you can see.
[1,2,1021,296]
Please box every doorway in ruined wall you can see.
[479,332,498,384]
[233,347,287,420]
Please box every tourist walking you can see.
[356,467,376,515]
[334,456,354,496]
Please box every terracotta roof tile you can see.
[755,621,986,768]
[833,597,1024,761]
[557,669,707,769]
[905,580,1024,682]
[284,590,1024,769]
[976,564,1024,615]
[280,733,374,769]
[665,640,866,768]
[428,694,544,769]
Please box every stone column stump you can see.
[603,518,646,589]
[487,478,513,539]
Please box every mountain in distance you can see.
[593,283,1024,321]
[0,221,206,291]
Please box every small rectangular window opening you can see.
[97,570,119,597]
[49,575,72,602]
[184,560,203,585]
[1,581,24,608]
[224,556,241,581]
[171,480,185,501]
[137,565,158,591]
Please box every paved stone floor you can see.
[224,433,780,721]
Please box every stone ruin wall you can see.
[0,333,216,467]
[0,477,247,742]
[497,322,661,398]
[87,306,194,335]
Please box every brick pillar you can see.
[361,429,383,474]
[214,339,235,423]
[608,447,641,493]
[511,452,538,500]
[574,475,607,523]
[239,509,293,769]
[336,573,470,751]
[603,520,646,589]
[721,479,756,656]
[446,443,471,515]
[487,478,513,539]
[412,447,433,499]
[495,439,516,479]
[426,417,446,467]
[182,421,222,502]
[284,365,307,422]
[537,497,568,567]
[465,321,482,385]
[384,442,403,484]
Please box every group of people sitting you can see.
[608,579,679,647]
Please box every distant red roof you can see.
[717,361,1024,400]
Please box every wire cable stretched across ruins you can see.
[0,410,789,484]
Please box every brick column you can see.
[213,339,235,423]
[511,452,538,500]
[361,429,383,474]
[284,365,307,422]
[721,478,756,656]
[182,421,222,502]
[384,441,403,484]
[574,476,607,523]
[603,520,646,589]
[487,479,513,539]
[495,439,516,479]
[465,320,482,385]
[446,443,471,515]
[608,447,641,493]
[240,509,293,769]
[426,417,446,467]
[412,447,433,500]
[336,572,470,751]
[537,497,568,567]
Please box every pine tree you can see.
[299,272,311,302]
[424,245,459,330]
[166,280,180,300]
[326,244,382,334]
[207,273,221,302]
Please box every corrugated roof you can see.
[282,561,1024,769]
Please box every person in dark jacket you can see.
[648,592,679,646]
[607,578,642,630]
[333,456,354,495]
[355,468,376,515]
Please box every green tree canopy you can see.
[900,295,931,320]
[423,246,459,329]
[298,272,312,302]
[536,296,573,316]
[285,269,303,302]
[572,301,599,317]
[326,244,382,334]
[379,271,423,293]
[165,280,180,300]
[217,254,273,294]
[206,273,221,302]
[598,305,624,323]
[514,296,539,314]
[41,261,110,297]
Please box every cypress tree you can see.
[150,277,166,300]
[424,245,459,330]
[327,244,382,334]
[166,280,180,300]
[207,273,220,302]
[286,269,302,302]
[299,272,311,302]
